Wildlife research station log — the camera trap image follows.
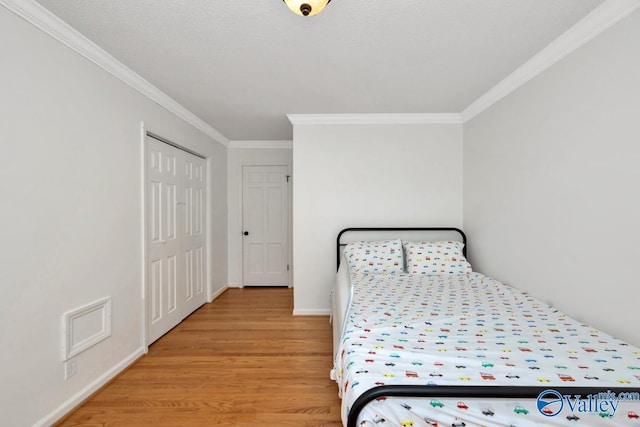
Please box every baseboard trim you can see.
[208,285,229,302]
[292,308,332,316]
[35,347,145,427]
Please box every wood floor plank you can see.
[56,288,343,427]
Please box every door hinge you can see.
[287,264,290,271]
[286,175,291,182]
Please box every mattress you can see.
[333,272,640,426]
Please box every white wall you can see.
[464,9,640,346]
[227,147,293,287]
[0,7,227,426]
[292,123,463,314]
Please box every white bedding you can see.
[332,271,640,426]
[332,256,352,365]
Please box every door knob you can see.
[243,231,249,236]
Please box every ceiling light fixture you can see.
[283,0,331,17]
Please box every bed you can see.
[331,227,640,427]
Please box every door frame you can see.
[239,162,292,288]
[141,123,210,350]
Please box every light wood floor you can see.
[56,287,343,427]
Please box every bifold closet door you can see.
[147,136,206,344]
[181,154,206,317]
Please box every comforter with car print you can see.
[334,272,640,426]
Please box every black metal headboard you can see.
[336,227,467,271]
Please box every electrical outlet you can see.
[65,357,78,380]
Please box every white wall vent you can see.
[62,297,112,361]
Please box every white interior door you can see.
[147,135,206,344]
[242,165,289,286]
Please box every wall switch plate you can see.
[65,357,78,380]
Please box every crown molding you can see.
[228,140,293,149]
[4,0,637,136]
[1,0,230,147]
[287,113,463,125]
[461,0,640,122]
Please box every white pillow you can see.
[403,240,472,275]
[344,239,404,275]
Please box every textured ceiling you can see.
[35,0,604,140]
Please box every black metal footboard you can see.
[347,385,640,427]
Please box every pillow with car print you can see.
[403,240,472,275]
[344,239,404,275]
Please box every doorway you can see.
[242,165,289,286]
